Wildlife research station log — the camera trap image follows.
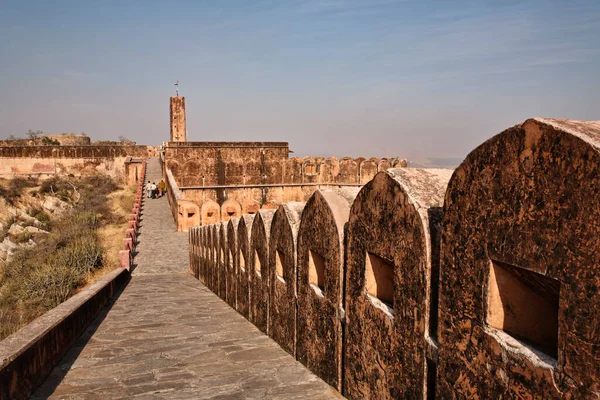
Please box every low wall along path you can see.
[33,158,339,399]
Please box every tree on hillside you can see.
[118,136,135,145]
[26,129,43,140]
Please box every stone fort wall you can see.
[190,118,600,399]
[0,145,154,183]
[162,141,407,230]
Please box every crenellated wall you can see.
[189,118,600,399]
[174,155,406,210]
[161,140,406,230]
[0,145,154,181]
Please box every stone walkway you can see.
[33,158,340,399]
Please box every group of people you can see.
[146,180,166,199]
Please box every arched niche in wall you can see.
[201,199,221,226]
[221,199,242,223]
[242,199,260,215]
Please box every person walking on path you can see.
[150,182,158,199]
[158,179,166,197]
[146,181,153,198]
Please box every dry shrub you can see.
[0,174,125,340]
[12,231,33,244]
[0,177,37,205]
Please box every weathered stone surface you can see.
[344,168,451,399]
[359,159,378,184]
[226,218,240,309]
[169,96,186,142]
[7,223,25,235]
[268,202,305,356]
[218,221,228,300]
[378,158,391,172]
[338,157,358,184]
[438,118,600,399]
[41,196,70,215]
[211,224,221,293]
[249,209,275,334]
[0,146,151,179]
[205,225,214,291]
[296,188,359,391]
[199,226,207,284]
[188,227,198,279]
[236,214,255,319]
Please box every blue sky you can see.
[0,0,599,165]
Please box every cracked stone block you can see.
[438,118,600,399]
[249,210,275,335]
[296,189,358,391]
[344,168,451,399]
[268,202,305,357]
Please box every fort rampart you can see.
[0,145,153,184]
[162,141,406,231]
[190,118,600,399]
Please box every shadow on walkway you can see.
[31,278,131,399]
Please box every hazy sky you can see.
[1,1,599,165]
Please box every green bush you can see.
[41,137,60,146]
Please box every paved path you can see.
[33,158,340,399]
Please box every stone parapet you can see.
[268,202,305,357]
[188,118,600,399]
[249,209,276,335]
[296,188,360,391]
[0,268,129,400]
[437,118,600,399]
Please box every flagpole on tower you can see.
[174,80,179,96]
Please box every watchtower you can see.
[170,96,187,142]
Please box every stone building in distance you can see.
[161,95,406,231]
